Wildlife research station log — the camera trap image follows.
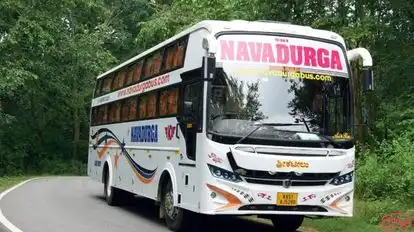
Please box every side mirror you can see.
[362,67,374,91]
[205,56,216,79]
[183,101,194,116]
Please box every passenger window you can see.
[121,99,130,121]
[102,76,112,94]
[91,107,97,125]
[159,91,169,116]
[109,102,121,123]
[128,98,138,121]
[112,73,119,91]
[164,46,176,71]
[174,44,185,67]
[116,71,125,89]
[139,95,148,119]
[133,61,142,83]
[168,88,179,114]
[147,92,157,118]
[125,66,134,86]
[114,102,121,122]
[101,105,109,124]
[159,88,179,116]
[94,79,102,97]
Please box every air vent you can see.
[239,204,327,212]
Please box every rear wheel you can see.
[104,167,124,205]
[270,215,304,232]
[161,180,189,231]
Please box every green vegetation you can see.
[0,0,413,231]
[304,200,414,232]
[303,132,414,231]
[0,176,33,192]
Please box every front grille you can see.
[227,151,339,187]
[239,204,328,212]
[241,170,339,186]
[243,170,338,180]
[244,178,328,186]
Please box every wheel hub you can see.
[164,190,178,219]
[106,174,112,196]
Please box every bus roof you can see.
[96,20,346,80]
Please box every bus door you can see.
[175,70,203,209]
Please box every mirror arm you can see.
[347,48,372,67]
[347,48,374,91]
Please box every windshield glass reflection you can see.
[207,63,352,146]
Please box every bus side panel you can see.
[87,28,211,213]
[88,126,105,183]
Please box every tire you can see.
[270,215,304,232]
[104,168,124,206]
[161,180,189,231]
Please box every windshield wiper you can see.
[235,122,301,144]
[298,117,310,132]
[317,134,343,147]
[303,118,349,147]
[298,117,342,147]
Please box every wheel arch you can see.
[157,165,178,205]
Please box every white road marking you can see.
[0,178,43,232]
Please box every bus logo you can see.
[276,160,309,168]
[131,125,158,143]
[165,125,176,140]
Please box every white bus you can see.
[88,20,374,231]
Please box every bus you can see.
[87,20,374,231]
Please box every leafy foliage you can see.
[356,133,414,203]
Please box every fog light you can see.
[235,168,247,176]
[210,192,217,198]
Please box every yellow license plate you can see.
[276,193,298,206]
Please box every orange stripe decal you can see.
[126,161,155,184]
[97,140,116,159]
[329,191,353,215]
[206,184,241,211]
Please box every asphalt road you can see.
[0,177,315,232]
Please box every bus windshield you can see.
[207,63,352,146]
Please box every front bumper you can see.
[202,179,354,216]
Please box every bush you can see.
[35,158,87,176]
[355,132,414,204]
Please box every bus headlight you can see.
[330,171,354,185]
[208,164,243,183]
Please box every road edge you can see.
[0,177,45,232]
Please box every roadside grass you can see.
[302,199,414,232]
[244,198,414,232]
[0,173,86,193]
[0,176,35,192]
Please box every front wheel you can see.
[270,215,304,232]
[161,180,190,231]
[104,168,125,205]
